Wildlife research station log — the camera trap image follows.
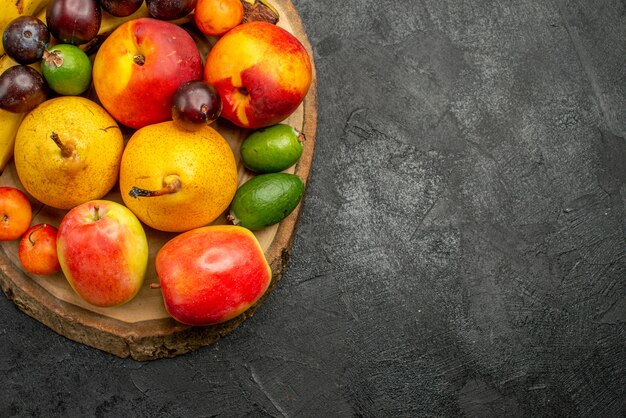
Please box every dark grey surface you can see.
[1,0,625,416]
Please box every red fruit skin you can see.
[156,225,272,326]
[18,224,60,275]
[0,187,32,241]
[212,66,304,129]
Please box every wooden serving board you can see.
[0,0,317,360]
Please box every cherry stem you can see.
[50,132,75,158]
[129,176,182,198]
[28,224,46,246]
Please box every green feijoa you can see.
[229,173,305,230]
[41,44,92,95]
[240,124,304,173]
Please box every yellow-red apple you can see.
[92,17,203,129]
[204,21,312,129]
[0,187,32,241]
[155,225,271,325]
[57,200,149,307]
[18,224,60,275]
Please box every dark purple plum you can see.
[46,0,102,45]
[146,0,197,20]
[172,81,222,131]
[100,0,144,17]
[2,16,50,65]
[0,65,47,113]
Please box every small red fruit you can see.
[18,224,61,275]
[0,187,32,241]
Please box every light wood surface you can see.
[0,0,317,360]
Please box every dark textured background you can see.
[1,0,625,416]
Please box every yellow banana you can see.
[0,0,51,56]
[0,110,23,172]
[0,55,27,172]
[0,0,49,172]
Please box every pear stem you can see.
[129,175,182,198]
[50,132,75,158]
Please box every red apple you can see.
[18,224,60,275]
[0,187,32,241]
[204,21,312,129]
[155,225,272,325]
[92,17,203,129]
[57,200,149,307]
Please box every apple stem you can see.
[28,224,46,246]
[50,132,75,159]
[93,205,101,221]
[129,175,182,199]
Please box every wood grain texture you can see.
[0,0,317,360]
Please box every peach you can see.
[92,17,203,129]
[204,21,312,129]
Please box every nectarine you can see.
[205,21,312,129]
[93,18,203,129]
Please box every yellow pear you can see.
[119,121,238,232]
[14,96,124,210]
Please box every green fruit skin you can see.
[240,124,304,173]
[42,44,92,96]
[230,173,305,230]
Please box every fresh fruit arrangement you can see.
[0,0,313,334]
